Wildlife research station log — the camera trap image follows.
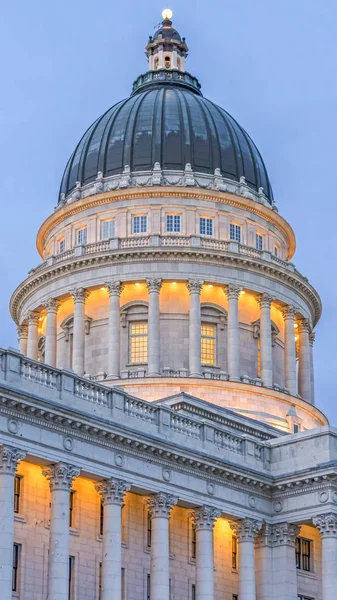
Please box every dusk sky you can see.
[1,0,336,422]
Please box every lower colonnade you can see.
[0,445,336,600]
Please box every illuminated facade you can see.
[1,10,336,600]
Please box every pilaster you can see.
[224,284,241,381]
[187,279,203,377]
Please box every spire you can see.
[145,9,189,72]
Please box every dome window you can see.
[164,55,171,69]
[200,217,214,237]
[230,223,241,243]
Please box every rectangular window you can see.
[166,214,181,233]
[232,536,238,569]
[99,501,104,536]
[14,475,21,514]
[77,227,87,245]
[192,584,196,600]
[294,424,300,434]
[69,490,75,528]
[200,217,213,236]
[130,322,148,364]
[59,238,66,254]
[191,523,196,559]
[296,537,312,572]
[12,544,20,592]
[256,233,263,250]
[101,219,115,240]
[133,215,147,234]
[230,223,241,242]
[69,556,75,600]
[147,510,152,548]
[147,574,151,600]
[201,324,216,365]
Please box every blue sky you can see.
[1,0,336,421]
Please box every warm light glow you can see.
[162,8,173,20]
[135,283,140,286]
[295,335,299,341]
[208,284,213,288]
[240,290,245,295]
[294,323,298,328]
[172,282,177,285]
[100,287,105,291]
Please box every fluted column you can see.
[146,279,162,377]
[27,311,39,360]
[309,331,315,405]
[270,522,299,600]
[44,299,60,367]
[313,513,337,600]
[0,446,25,598]
[230,518,262,600]
[147,492,178,600]
[282,305,297,396]
[106,281,123,379]
[70,288,89,376]
[298,318,312,403]
[42,463,80,600]
[17,324,28,356]
[187,280,203,377]
[224,285,241,381]
[192,505,221,600]
[255,524,273,600]
[95,478,131,600]
[257,293,274,387]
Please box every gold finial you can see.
[162,8,173,20]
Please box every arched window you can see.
[164,55,171,69]
[200,304,227,369]
[154,56,159,70]
[121,301,149,366]
[177,57,181,70]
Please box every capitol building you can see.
[1,9,336,600]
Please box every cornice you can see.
[36,187,296,259]
[10,246,321,326]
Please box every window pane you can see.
[77,228,87,245]
[130,322,148,363]
[133,216,147,234]
[12,544,19,592]
[230,223,241,242]
[102,220,115,240]
[166,214,181,233]
[200,217,213,236]
[201,324,215,365]
[256,233,263,250]
[14,476,21,514]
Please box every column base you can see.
[107,374,119,380]
[189,372,202,378]
[147,372,161,378]
[229,376,241,382]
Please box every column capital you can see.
[42,462,80,491]
[27,311,40,326]
[313,513,337,538]
[309,331,316,346]
[270,522,300,546]
[298,317,311,334]
[70,287,90,303]
[191,505,221,530]
[146,278,163,293]
[105,281,124,297]
[186,279,204,295]
[17,324,28,339]
[230,517,262,541]
[95,478,131,505]
[146,492,178,519]
[224,284,241,300]
[43,298,60,313]
[255,522,273,548]
[0,445,25,475]
[282,304,296,319]
[256,293,274,309]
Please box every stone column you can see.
[42,463,80,600]
[27,311,39,360]
[192,505,221,600]
[17,324,28,356]
[257,294,274,387]
[70,288,89,376]
[0,445,25,597]
[187,280,203,377]
[230,518,262,600]
[313,514,337,600]
[95,478,131,600]
[44,299,60,367]
[146,279,162,377]
[224,285,241,381]
[106,281,123,379]
[255,524,273,600]
[147,492,178,600]
[270,522,299,600]
[309,331,315,405]
[298,318,312,403]
[282,305,297,396]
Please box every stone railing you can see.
[0,348,271,471]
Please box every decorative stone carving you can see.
[162,468,172,482]
[186,279,203,295]
[270,522,300,546]
[207,482,216,496]
[0,445,25,474]
[70,288,90,303]
[230,517,262,541]
[152,162,162,185]
[27,311,40,325]
[282,304,296,319]
[72,181,82,200]
[95,478,131,506]
[256,293,274,309]
[7,419,19,435]
[42,462,80,491]
[146,492,178,519]
[63,437,74,452]
[119,165,131,188]
[17,324,28,339]
[95,171,104,194]
[255,523,273,548]
[43,298,60,313]
[298,318,311,333]
[313,513,337,537]
[105,281,124,297]
[309,331,316,346]
[114,454,124,467]
[146,278,163,294]
[184,163,195,186]
[224,284,241,300]
[191,505,221,530]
